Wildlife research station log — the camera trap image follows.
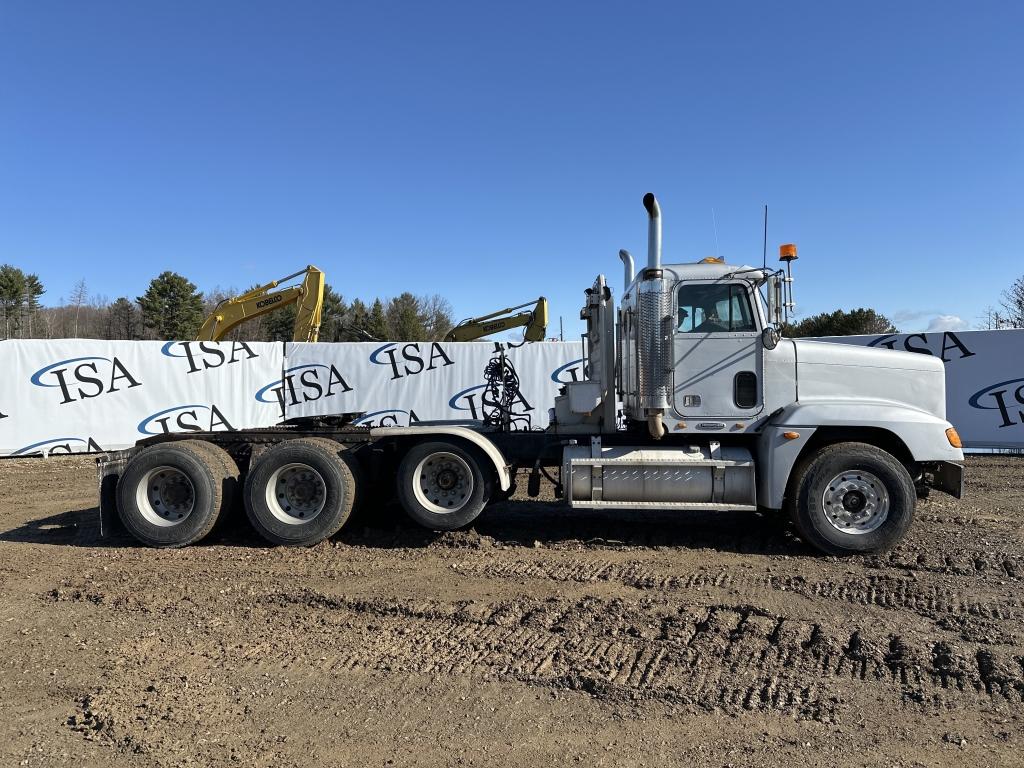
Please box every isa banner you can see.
[281,340,584,428]
[821,329,1024,449]
[2,332,1022,455]
[0,339,584,455]
[0,340,284,456]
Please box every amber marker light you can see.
[783,431,800,440]
[945,427,962,448]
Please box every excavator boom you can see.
[444,297,548,343]
[196,265,325,342]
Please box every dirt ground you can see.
[0,456,1021,767]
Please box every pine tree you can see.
[339,299,368,341]
[106,297,139,340]
[783,308,897,338]
[22,273,45,338]
[261,304,296,341]
[368,298,388,341]
[0,265,26,339]
[318,285,349,342]
[137,271,205,340]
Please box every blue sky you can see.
[1,1,1021,335]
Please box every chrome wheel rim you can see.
[821,470,889,535]
[413,452,473,514]
[137,466,195,527]
[266,463,327,524]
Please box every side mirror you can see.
[762,326,780,350]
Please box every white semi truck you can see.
[98,194,964,555]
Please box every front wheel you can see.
[787,442,915,555]
[396,441,493,531]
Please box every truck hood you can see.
[793,339,947,419]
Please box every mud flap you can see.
[96,451,131,537]
[927,461,964,499]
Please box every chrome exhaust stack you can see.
[642,192,661,273]
[618,249,634,290]
[636,193,671,439]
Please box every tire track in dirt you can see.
[448,557,1021,624]
[876,547,1021,578]
[205,590,1024,722]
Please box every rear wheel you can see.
[243,438,358,546]
[396,441,492,531]
[116,440,227,547]
[787,442,915,555]
[189,441,240,523]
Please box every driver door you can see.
[672,281,763,420]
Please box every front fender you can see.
[778,400,963,464]
[755,399,964,510]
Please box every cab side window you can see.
[677,284,756,333]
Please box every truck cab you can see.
[549,193,964,554]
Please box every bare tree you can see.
[69,279,88,338]
[418,293,455,341]
[978,305,1012,330]
[1000,276,1024,328]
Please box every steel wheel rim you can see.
[413,452,474,514]
[137,466,195,527]
[266,463,327,525]
[821,469,890,535]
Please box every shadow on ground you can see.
[1,499,811,557]
[336,500,811,556]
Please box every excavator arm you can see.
[444,297,548,342]
[196,266,325,342]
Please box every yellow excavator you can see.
[444,297,549,342]
[196,265,325,342]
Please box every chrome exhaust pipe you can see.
[642,192,661,271]
[647,411,666,440]
[618,249,634,290]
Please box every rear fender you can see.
[369,425,512,491]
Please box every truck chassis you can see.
[97,193,964,555]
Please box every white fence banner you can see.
[820,329,1024,449]
[2,330,1022,456]
[281,341,585,429]
[0,339,584,456]
[0,340,284,456]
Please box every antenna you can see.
[711,208,720,259]
[762,204,768,270]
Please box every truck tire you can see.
[116,441,227,548]
[787,442,915,555]
[243,438,358,546]
[396,441,493,531]
[189,441,241,531]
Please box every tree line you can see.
[782,274,1024,337]
[0,266,455,342]
[3,262,1024,341]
